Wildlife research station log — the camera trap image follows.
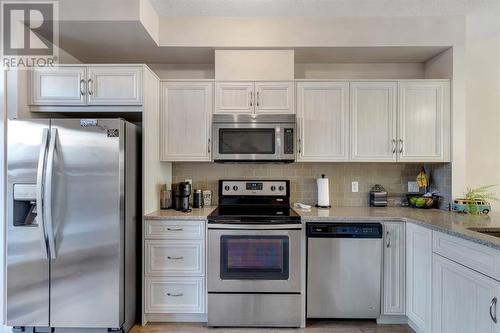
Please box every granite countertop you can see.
[144,205,500,250]
[295,207,500,249]
[144,207,216,220]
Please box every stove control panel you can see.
[221,180,288,196]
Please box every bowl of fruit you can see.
[406,194,440,209]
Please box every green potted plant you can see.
[452,185,499,215]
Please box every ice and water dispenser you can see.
[13,184,38,226]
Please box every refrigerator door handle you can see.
[44,128,58,259]
[36,128,50,259]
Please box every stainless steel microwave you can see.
[212,114,296,162]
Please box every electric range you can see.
[207,180,304,328]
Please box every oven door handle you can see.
[208,223,302,230]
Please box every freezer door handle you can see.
[36,128,50,259]
[44,128,58,259]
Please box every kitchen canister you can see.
[316,174,331,208]
[159,185,171,209]
[203,190,212,207]
[193,189,203,208]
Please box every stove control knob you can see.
[270,186,276,191]
[224,185,230,191]
[279,185,285,191]
[233,185,238,191]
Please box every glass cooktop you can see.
[208,205,301,224]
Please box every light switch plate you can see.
[408,181,419,193]
[352,181,359,193]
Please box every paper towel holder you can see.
[315,174,331,209]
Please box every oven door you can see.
[207,224,302,293]
[212,123,295,162]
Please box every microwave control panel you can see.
[284,128,294,154]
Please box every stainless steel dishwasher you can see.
[307,222,383,318]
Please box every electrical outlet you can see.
[352,181,359,193]
[408,181,419,193]
[185,179,193,185]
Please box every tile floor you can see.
[132,320,414,333]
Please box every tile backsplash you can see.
[172,162,452,209]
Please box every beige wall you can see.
[465,2,500,209]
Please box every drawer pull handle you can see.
[490,297,497,323]
[166,292,183,297]
[386,231,391,248]
[167,228,183,231]
[167,256,184,260]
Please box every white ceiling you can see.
[149,0,488,17]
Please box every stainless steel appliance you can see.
[307,222,383,319]
[207,180,303,327]
[212,114,296,162]
[6,119,139,333]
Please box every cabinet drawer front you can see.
[87,66,143,105]
[146,240,204,276]
[145,277,205,313]
[144,220,204,240]
[433,231,500,280]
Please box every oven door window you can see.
[219,129,275,154]
[220,235,289,280]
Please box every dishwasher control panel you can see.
[307,223,382,238]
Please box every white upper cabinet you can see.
[215,81,254,114]
[87,66,143,105]
[398,80,450,162]
[160,81,213,162]
[296,81,349,161]
[432,254,500,333]
[255,81,294,114]
[30,65,144,108]
[350,82,397,161]
[382,222,405,316]
[215,81,294,115]
[30,66,87,105]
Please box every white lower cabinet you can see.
[382,222,405,315]
[144,219,206,318]
[406,223,432,332]
[432,253,500,333]
[145,276,205,313]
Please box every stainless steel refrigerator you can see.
[6,118,139,333]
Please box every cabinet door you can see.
[383,222,405,315]
[432,254,500,333]
[398,80,450,162]
[350,82,397,161]
[215,81,254,114]
[160,81,212,161]
[255,81,294,114]
[406,223,432,333]
[296,81,349,161]
[30,67,86,105]
[87,66,143,105]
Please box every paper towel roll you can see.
[316,174,330,208]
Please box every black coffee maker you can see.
[172,182,192,212]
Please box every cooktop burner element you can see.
[208,180,301,224]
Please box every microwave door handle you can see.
[44,128,58,259]
[36,128,50,259]
[276,127,282,158]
